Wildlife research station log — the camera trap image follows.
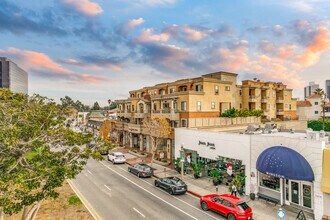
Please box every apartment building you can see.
[238,80,297,120]
[114,72,297,160]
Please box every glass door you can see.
[291,181,299,204]
[302,183,312,209]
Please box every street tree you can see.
[0,89,105,220]
[143,117,172,167]
[92,101,101,110]
[108,99,117,110]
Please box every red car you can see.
[200,194,253,220]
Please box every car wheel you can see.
[128,168,131,173]
[169,189,173,195]
[227,213,236,220]
[201,201,208,211]
[138,173,140,178]
[155,181,159,187]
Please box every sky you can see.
[1,0,330,106]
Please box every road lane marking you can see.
[87,170,92,175]
[133,207,145,218]
[67,179,103,220]
[100,161,198,220]
[104,184,112,191]
[116,166,219,220]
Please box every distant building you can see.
[0,57,28,94]
[326,80,330,99]
[297,94,330,120]
[304,81,319,98]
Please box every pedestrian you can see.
[231,184,237,196]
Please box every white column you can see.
[129,133,133,148]
[140,134,144,151]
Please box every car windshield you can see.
[170,177,185,186]
[115,155,124,158]
[237,202,250,211]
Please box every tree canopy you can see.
[0,89,104,220]
[92,101,101,110]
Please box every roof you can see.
[296,101,312,107]
[89,111,105,118]
[306,94,322,98]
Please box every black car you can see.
[154,177,187,195]
[128,164,153,178]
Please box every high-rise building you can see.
[0,57,28,94]
[304,81,319,98]
[326,80,330,99]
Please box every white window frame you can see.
[197,101,202,111]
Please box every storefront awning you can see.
[321,149,330,193]
[256,146,314,181]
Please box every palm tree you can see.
[314,88,327,130]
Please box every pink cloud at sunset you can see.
[136,28,170,43]
[1,47,73,75]
[59,0,103,16]
[61,58,122,70]
[79,74,111,84]
[296,26,330,66]
[128,18,145,27]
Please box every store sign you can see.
[266,172,285,179]
[198,140,215,150]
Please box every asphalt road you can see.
[70,158,225,220]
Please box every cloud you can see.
[0,0,67,36]
[61,55,123,71]
[128,18,145,27]
[120,0,176,6]
[162,25,207,42]
[59,0,103,16]
[0,47,111,84]
[135,28,170,43]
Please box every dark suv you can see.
[128,164,153,178]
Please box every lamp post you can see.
[180,144,184,180]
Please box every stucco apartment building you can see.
[114,71,297,160]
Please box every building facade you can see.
[297,94,330,120]
[175,128,330,220]
[114,71,297,160]
[304,81,319,99]
[0,57,28,94]
[326,80,330,99]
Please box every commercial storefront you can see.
[175,128,329,220]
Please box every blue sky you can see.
[1,0,330,106]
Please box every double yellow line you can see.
[67,179,103,220]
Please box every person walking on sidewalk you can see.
[231,184,237,196]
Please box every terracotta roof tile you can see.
[297,101,312,107]
[306,94,322,98]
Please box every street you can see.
[71,159,224,220]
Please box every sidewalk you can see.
[123,152,310,220]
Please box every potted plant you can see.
[174,158,182,173]
[191,162,202,179]
[233,174,246,195]
[209,169,222,186]
[250,183,256,200]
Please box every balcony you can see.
[152,108,180,120]
[261,97,269,103]
[276,98,284,103]
[276,109,284,115]
[117,111,132,118]
[249,95,257,102]
[127,124,142,133]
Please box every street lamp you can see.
[180,144,184,180]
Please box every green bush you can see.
[68,195,82,205]
[308,120,330,131]
[220,108,264,118]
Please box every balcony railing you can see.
[276,109,284,115]
[276,98,284,103]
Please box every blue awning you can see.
[256,146,314,181]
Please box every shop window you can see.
[211,102,216,109]
[259,172,280,191]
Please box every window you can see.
[240,103,242,109]
[154,91,157,95]
[173,101,177,109]
[181,119,187,127]
[195,84,203,91]
[222,200,233,208]
[215,85,219,95]
[170,88,175,93]
[153,103,157,110]
[315,102,319,105]
[225,86,230,91]
[132,105,135,111]
[197,101,201,111]
[289,104,291,110]
[137,94,140,98]
[259,172,280,191]
[239,90,242,96]
[315,111,319,114]
[181,101,187,111]
[160,89,166,95]
[211,102,216,109]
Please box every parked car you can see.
[107,152,126,164]
[200,194,253,220]
[154,177,187,195]
[128,164,153,178]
